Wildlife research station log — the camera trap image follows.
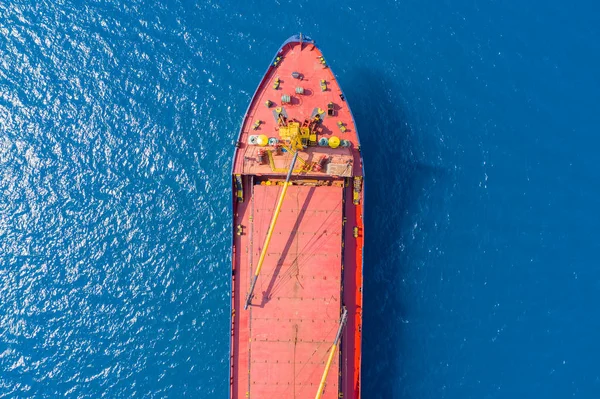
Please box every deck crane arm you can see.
[315,307,348,399]
[244,149,299,309]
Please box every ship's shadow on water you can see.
[344,69,440,398]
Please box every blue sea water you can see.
[1,0,599,398]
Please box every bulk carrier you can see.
[230,34,364,399]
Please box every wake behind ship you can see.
[230,34,364,399]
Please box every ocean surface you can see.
[1,0,599,398]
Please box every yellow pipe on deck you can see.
[315,307,348,399]
[244,151,299,309]
[315,341,338,399]
[254,180,291,277]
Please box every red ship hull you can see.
[230,35,364,399]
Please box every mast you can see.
[244,150,299,309]
[315,307,349,399]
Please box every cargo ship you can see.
[230,34,364,399]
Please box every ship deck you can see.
[232,39,361,178]
[232,183,343,398]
